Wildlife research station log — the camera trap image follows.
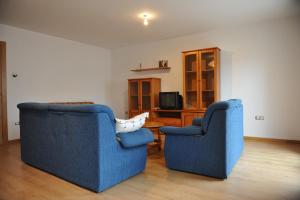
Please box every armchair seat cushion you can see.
[192,118,203,126]
[117,128,154,148]
[160,125,203,136]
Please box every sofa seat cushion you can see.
[117,128,154,148]
[160,125,203,136]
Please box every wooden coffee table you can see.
[143,121,164,151]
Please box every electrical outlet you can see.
[255,115,264,120]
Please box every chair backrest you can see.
[202,99,242,133]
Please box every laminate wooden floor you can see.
[0,140,300,200]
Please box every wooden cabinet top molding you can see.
[182,47,220,53]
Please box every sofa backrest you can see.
[17,103,115,121]
[17,103,117,191]
[202,99,242,133]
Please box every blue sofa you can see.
[17,103,154,192]
[160,99,244,179]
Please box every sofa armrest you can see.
[192,118,203,126]
[159,126,203,136]
[116,128,154,148]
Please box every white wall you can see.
[111,16,300,140]
[0,24,111,140]
[1,16,299,141]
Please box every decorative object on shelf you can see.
[208,60,214,68]
[163,60,168,68]
[159,60,168,68]
[159,60,164,68]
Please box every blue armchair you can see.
[160,99,244,179]
[17,103,154,192]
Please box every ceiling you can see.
[0,0,299,49]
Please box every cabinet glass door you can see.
[184,52,198,109]
[129,81,139,112]
[141,80,151,112]
[200,51,215,109]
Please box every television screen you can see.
[159,92,182,109]
[160,93,176,108]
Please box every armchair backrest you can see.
[202,99,242,133]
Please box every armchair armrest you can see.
[159,126,203,136]
[192,118,203,126]
[116,128,154,148]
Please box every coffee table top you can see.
[143,121,164,128]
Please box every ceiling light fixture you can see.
[138,12,155,27]
[143,14,149,26]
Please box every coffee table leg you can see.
[157,131,162,151]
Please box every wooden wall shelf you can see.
[131,67,171,72]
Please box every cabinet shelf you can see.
[131,67,171,72]
[202,69,214,72]
[185,71,197,73]
[186,90,197,93]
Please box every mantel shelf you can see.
[131,67,171,72]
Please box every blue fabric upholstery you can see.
[159,99,244,179]
[117,128,154,148]
[202,99,242,133]
[17,103,153,192]
[192,118,203,126]
[18,103,115,123]
[160,125,203,136]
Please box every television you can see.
[159,92,182,110]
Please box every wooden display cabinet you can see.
[182,47,220,126]
[128,78,161,118]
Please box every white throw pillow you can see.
[116,112,149,133]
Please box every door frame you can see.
[0,41,8,144]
